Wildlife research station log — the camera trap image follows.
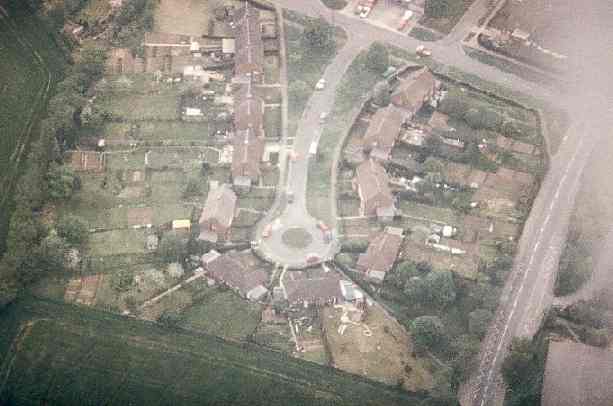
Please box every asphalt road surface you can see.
[264,2,597,405]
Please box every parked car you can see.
[359,6,371,18]
[416,45,432,57]
[319,112,328,123]
[315,78,326,90]
[262,224,272,238]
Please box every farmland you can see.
[0,0,65,250]
[0,298,421,406]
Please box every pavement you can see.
[260,2,597,405]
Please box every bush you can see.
[410,315,446,352]
[341,239,369,253]
[424,0,464,18]
[463,107,503,130]
[468,308,493,338]
[56,215,89,246]
[365,43,389,75]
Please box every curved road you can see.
[260,2,597,405]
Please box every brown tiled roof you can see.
[542,340,613,406]
[362,105,406,161]
[391,68,436,114]
[231,127,265,182]
[199,184,237,228]
[235,86,265,131]
[357,228,403,278]
[234,2,264,79]
[355,159,394,216]
[205,251,268,297]
[282,268,343,305]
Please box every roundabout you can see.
[281,227,313,249]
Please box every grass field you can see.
[179,289,262,341]
[0,298,422,406]
[0,1,65,250]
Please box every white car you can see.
[315,78,326,90]
[359,6,371,18]
[319,112,328,123]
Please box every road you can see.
[263,2,594,405]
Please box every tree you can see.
[449,335,480,384]
[424,0,463,19]
[47,164,78,200]
[74,44,108,90]
[501,337,544,406]
[410,315,445,351]
[372,81,391,107]
[468,308,493,338]
[56,215,89,246]
[183,178,203,199]
[288,80,310,103]
[404,276,427,302]
[423,270,456,307]
[302,17,335,56]
[451,192,473,214]
[364,43,389,74]
[158,232,187,263]
[389,261,419,289]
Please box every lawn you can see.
[419,0,476,34]
[89,229,148,256]
[179,289,262,341]
[284,18,344,138]
[96,90,180,121]
[306,46,383,223]
[0,298,422,406]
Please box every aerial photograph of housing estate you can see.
[1,0,613,405]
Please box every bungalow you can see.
[356,227,404,283]
[198,184,237,243]
[231,127,265,189]
[233,2,264,83]
[353,159,395,221]
[201,250,269,301]
[234,87,265,132]
[362,105,407,162]
[280,268,343,308]
[391,67,439,118]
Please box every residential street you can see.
[262,1,599,405]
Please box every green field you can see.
[0,1,65,250]
[0,298,422,405]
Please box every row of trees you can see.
[0,44,108,307]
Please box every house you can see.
[234,88,265,132]
[353,159,395,221]
[542,340,613,406]
[391,67,438,117]
[198,184,237,243]
[362,105,406,162]
[357,227,404,283]
[280,268,343,308]
[231,127,265,189]
[233,2,264,83]
[202,250,269,301]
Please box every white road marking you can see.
[479,130,586,406]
